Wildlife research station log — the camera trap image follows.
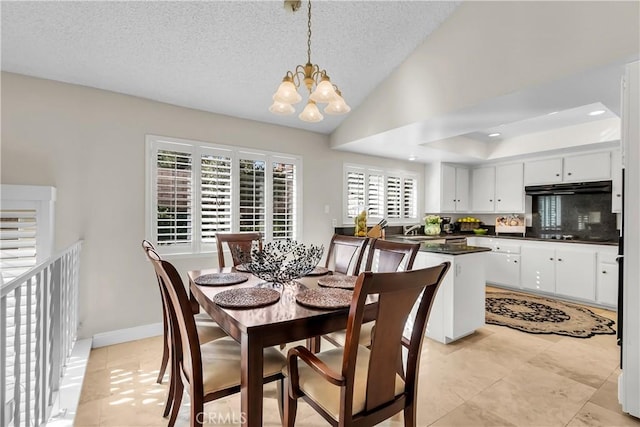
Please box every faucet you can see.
[403,224,422,235]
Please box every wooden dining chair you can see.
[324,234,369,275]
[323,239,421,348]
[146,248,286,427]
[142,240,227,386]
[284,262,450,427]
[215,232,262,268]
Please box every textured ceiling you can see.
[1,1,460,134]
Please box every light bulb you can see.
[273,78,302,104]
[269,101,295,115]
[324,94,351,115]
[299,100,323,122]
[310,77,338,103]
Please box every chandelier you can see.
[269,0,350,123]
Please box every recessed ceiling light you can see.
[588,110,606,116]
[548,111,559,115]
[488,133,501,137]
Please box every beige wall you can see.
[1,72,423,338]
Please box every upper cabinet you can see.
[524,152,611,186]
[471,163,524,213]
[441,165,469,212]
[425,163,469,213]
[523,158,563,185]
[563,152,611,182]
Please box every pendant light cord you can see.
[306,0,312,64]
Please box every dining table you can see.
[187,267,377,427]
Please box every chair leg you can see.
[157,313,170,384]
[167,377,184,427]
[284,379,297,427]
[403,402,416,427]
[276,378,285,424]
[190,392,204,427]
[162,356,176,417]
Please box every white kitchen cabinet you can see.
[524,158,563,185]
[413,251,486,344]
[554,249,596,301]
[597,249,619,307]
[495,163,524,212]
[521,246,556,293]
[487,252,521,288]
[471,167,495,212]
[524,151,612,186]
[612,149,623,213]
[441,164,469,212]
[471,163,524,213]
[563,152,611,182]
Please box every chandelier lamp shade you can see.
[269,0,350,123]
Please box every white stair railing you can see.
[1,241,82,427]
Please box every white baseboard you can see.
[91,322,162,348]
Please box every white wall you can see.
[0,72,423,338]
[331,1,640,148]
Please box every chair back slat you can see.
[364,239,420,273]
[215,232,262,267]
[341,263,450,416]
[324,234,369,275]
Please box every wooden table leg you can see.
[241,333,263,427]
[306,336,321,353]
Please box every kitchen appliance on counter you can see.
[441,216,453,233]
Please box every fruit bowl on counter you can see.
[456,216,482,231]
[472,228,489,235]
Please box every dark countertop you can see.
[384,236,492,255]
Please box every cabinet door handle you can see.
[496,247,500,250]
[489,199,493,202]
[602,270,607,274]
[497,199,501,202]
[567,172,572,176]
[555,173,560,177]
[558,258,563,261]
[549,258,554,261]
[514,260,518,263]
[617,194,621,197]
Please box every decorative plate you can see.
[295,288,353,310]
[317,275,357,290]
[194,273,250,286]
[306,266,331,276]
[233,264,250,273]
[213,288,280,309]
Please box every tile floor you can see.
[76,289,640,427]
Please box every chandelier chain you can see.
[306,0,312,64]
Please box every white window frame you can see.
[146,135,303,256]
[342,163,419,225]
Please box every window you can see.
[147,136,302,255]
[343,164,419,224]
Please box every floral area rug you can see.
[485,291,616,338]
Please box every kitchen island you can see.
[387,236,491,344]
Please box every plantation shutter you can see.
[272,160,296,240]
[201,150,233,244]
[367,172,385,219]
[346,169,365,218]
[386,176,402,219]
[238,158,266,233]
[155,149,193,247]
[403,177,417,219]
[0,210,37,283]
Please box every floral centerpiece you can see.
[423,215,442,236]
